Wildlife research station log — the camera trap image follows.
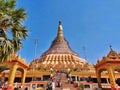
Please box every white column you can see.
[106,78,109,84]
[75,75,77,81]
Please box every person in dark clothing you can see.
[48,82,52,90]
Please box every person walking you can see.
[52,81,55,90]
[48,82,52,90]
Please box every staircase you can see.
[55,73,77,90]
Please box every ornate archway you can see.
[95,48,120,89]
[0,54,28,89]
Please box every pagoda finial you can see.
[110,45,113,51]
[59,20,62,25]
[57,20,63,37]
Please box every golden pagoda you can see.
[29,21,87,70]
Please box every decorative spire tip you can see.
[59,20,62,25]
[57,20,63,37]
[110,45,113,51]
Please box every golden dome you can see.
[42,21,79,56]
[30,21,87,70]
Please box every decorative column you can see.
[7,65,18,86]
[107,67,116,89]
[21,69,27,86]
[96,70,102,88]
[41,76,43,81]
[75,75,78,81]
[69,74,71,83]
[106,78,109,84]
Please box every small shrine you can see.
[95,46,120,89]
[0,53,28,89]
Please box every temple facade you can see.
[0,21,120,89]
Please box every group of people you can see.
[46,70,63,90]
[0,80,8,90]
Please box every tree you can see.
[0,0,28,62]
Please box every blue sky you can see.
[17,0,120,64]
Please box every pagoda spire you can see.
[110,45,113,51]
[57,20,63,37]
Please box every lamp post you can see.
[34,39,39,60]
[32,39,39,81]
